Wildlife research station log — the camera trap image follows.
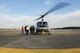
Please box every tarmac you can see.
[0,29,80,49]
[0,29,80,53]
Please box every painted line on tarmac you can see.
[3,35,28,48]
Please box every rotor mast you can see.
[41,15,45,21]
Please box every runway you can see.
[0,29,80,49]
[4,35,80,49]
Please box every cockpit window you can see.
[37,22,48,27]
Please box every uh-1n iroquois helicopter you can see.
[35,2,70,35]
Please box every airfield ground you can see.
[0,29,80,53]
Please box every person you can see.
[30,26,33,34]
[32,25,35,34]
[24,25,26,35]
[21,26,24,35]
[25,25,30,35]
[30,25,35,34]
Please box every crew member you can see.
[30,26,33,34]
[22,26,24,35]
[32,25,35,34]
[30,25,35,34]
[25,25,30,35]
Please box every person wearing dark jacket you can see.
[30,26,33,34]
[25,25,30,35]
[32,26,35,33]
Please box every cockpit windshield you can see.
[37,22,48,27]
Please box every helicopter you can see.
[35,2,70,35]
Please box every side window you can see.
[43,22,48,26]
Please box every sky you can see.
[0,0,80,28]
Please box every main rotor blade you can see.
[35,15,45,20]
[44,2,70,16]
[35,2,70,20]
